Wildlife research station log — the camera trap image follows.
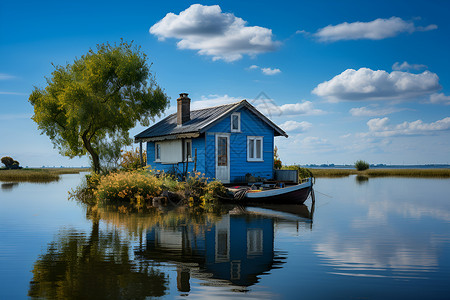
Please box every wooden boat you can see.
[225,177,313,204]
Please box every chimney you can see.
[177,93,191,125]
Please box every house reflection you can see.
[137,212,292,290]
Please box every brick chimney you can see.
[177,93,191,125]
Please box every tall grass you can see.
[0,168,88,182]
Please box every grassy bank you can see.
[310,168,450,178]
[0,168,89,182]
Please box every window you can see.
[183,139,192,161]
[155,143,161,161]
[217,137,228,166]
[247,136,263,161]
[247,229,263,255]
[231,112,240,132]
[154,140,182,164]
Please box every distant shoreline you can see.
[0,168,89,182]
[309,168,450,178]
[303,164,450,170]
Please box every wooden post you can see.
[139,141,144,167]
[194,148,197,172]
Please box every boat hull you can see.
[226,178,313,205]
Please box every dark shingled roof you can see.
[135,100,287,142]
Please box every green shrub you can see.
[1,156,20,169]
[95,171,162,206]
[204,180,228,201]
[355,160,370,171]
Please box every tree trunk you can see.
[82,131,101,173]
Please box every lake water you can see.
[1,174,450,299]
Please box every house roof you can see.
[134,100,288,142]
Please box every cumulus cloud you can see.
[261,67,281,75]
[315,17,437,42]
[150,4,279,62]
[280,120,312,133]
[392,61,427,71]
[312,68,441,102]
[248,65,281,75]
[255,100,325,117]
[429,93,450,105]
[363,117,450,137]
[349,106,403,117]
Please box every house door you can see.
[215,134,230,183]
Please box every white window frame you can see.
[231,112,241,132]
[155,143,161,162]
[183,139,193,162]
[247,136,263,162]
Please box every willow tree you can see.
[29,41,169,173]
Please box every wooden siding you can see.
[206,107,275,182]
[146,137,206,175]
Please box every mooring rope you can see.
[233,188,250,201]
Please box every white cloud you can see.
[349,106,403,117]
[300,136,332,150]
[255,100,325,117]
[315,17,437,42]
[261,67,281,75]
[429,93,450,105]
[0,73,15,80]
[363,117,450,137]
[392,61,427,71]
[312,68,441,102]
[150,4,279,62]
[280,120,312,133]
[192,94,243,110]
[295,29,309,35]
[248,65,282,75]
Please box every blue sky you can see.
[1,0,449,167]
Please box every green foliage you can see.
[282,165,314,179]
[355,160,370,171]
[120,148,146,171]
[183,171,208,201]
[29,40,169,173]
[204,180,228,201]
[273,146,282,169]
[1,156,20,169]
[95,170,162,207]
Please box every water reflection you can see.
[313,177,450,280]
[28,221,168,299]
[28,203,314,297]
[1,182,19,191]
[131,205,313,291]
[355,175,369,184]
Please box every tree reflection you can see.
[28,220,168,299]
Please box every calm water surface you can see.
[1,174,449,299]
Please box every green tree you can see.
[29,41,169,173]
[355,160,370,171]
[1,156,20,169]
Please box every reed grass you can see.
[0,168,89,182]
[310,168,450,178]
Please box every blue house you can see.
[135,93,287,183]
